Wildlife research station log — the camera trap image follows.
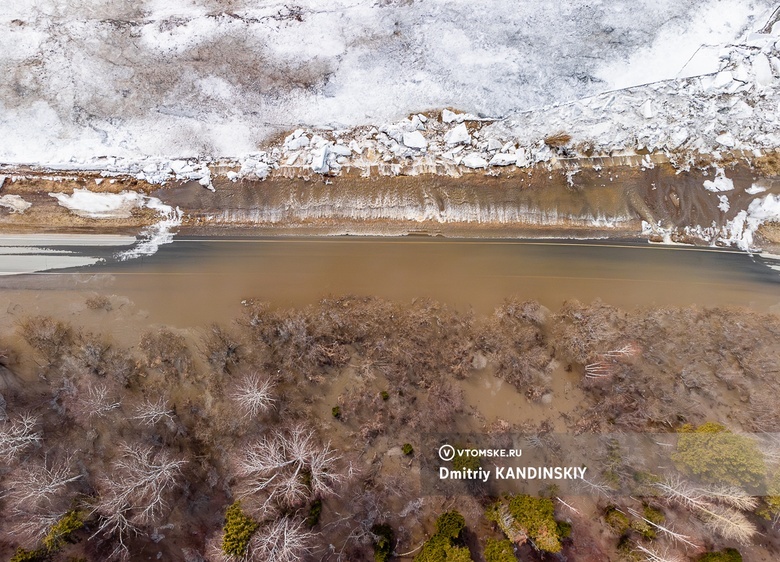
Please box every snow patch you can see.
[49,189,144,219]
[0,195,32,214]
[724,194,780,251]
[703,167,734,192]
[48,188,182,259]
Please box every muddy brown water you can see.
[0,237,777,337]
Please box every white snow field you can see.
[0,0,775,166]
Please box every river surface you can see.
[1,237,777,330]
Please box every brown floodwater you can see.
[0,237,777,338]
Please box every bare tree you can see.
[625,507,699,549]
[236,426,341,517]
[635,544,685,562]
[3,456,81,548]
[603,343,641,358]
[231,374,275,419]
[78,383,121,419]
[249,517,315,562]
[131,397,175,427]
[0,413,41,463]
[92,443,186,560]
[655,478,757,544]
[584,361,616,379]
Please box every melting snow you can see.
[0,195,32,214]
[703,168,735,192]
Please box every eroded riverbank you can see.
[2,161,780,256]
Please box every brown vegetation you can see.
[0,297,778,560]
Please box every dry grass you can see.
[544,132,572,148]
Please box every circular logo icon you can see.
[438,444,456,461]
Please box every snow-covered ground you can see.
[0,0,774,165]
[2,0,780,256]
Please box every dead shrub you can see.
[19,316,73,364]
[544,132,572,148]
[140,328,193,378]
[85,295,112,311]
[483,299,554,395]
[202,324,243,373]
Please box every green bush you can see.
[630,518,655,540]
[221,502,260,557]
[452,448,480,472]
[435,511,466,539]
[372,524,394,562]
[698,548,742,562]
[42,510,84,551]
[556,520,572,539]
[332,406,342,419]
[414,511,472,562]
[402,443,414,456]
[9,549,47,562]
[381,390,390,401]
[483,538,515,562]
[505,495,562,553]
[673,422,765,489]
[307,499,323,527]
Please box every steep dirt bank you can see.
[1,161,779,251]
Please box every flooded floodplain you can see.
[0,236,779,561]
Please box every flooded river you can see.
[0,237,777,333]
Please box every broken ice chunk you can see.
[444,123,470,146]
[402,131,428,149]
[461,153,488,168]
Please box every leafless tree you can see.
[131,397,175,427]
[626,507,699,549]
[655,478,757,544]
[556,496,581,515]
[2,456,81,547]
[202,324,243,373]
[603,343,641,359]
[92,443,187,560]
[635,544,685,562]
[585,361,617,378]
[231,374,275,419]
[236,426,341,517]
[78,383,121,419]
[249,517,315,562]
[0,413,41,463]
[492,502,528,545]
